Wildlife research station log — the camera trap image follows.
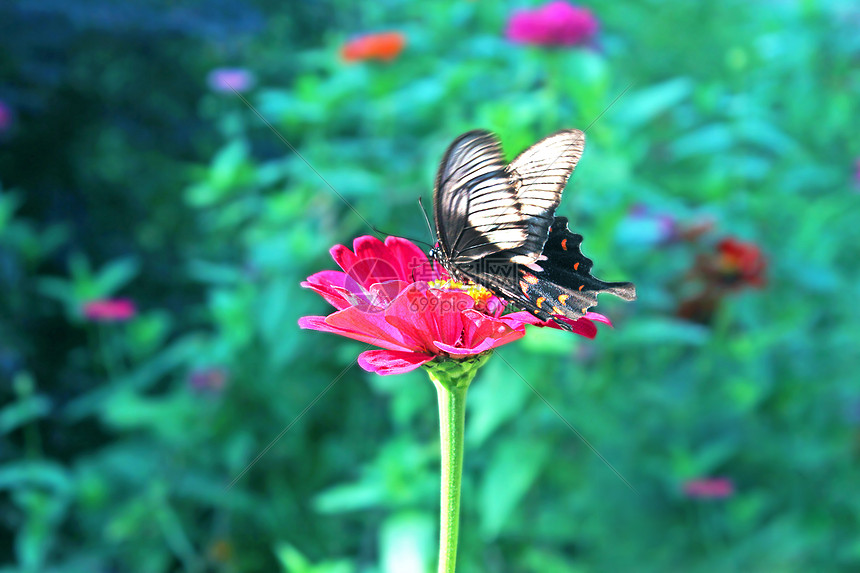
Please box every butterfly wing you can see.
[505,129,586,265]
[433,131,527,264]
[462,217,636,330]
[434,129,586,268]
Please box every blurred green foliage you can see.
[2,0,860,571]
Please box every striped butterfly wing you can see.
[505,129,586,265]
[434,129,586,268]
[433,130,528,265]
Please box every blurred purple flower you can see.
[83,299,137,322]
[207,68,256,94]
[0,100,13,134]
[619,205,715,247]
[619,204,679,246]
[506,1,599,47]
[189,367,228,393]
[683,477,734,499]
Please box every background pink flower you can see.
[683,477,734,499]
[83,299,137,322]
[507,1,599,47]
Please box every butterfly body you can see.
[431,129,635,330]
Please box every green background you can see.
[2,0,859,571]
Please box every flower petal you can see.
[357,349,433,375]
[502,311,611,339]
[434,310,524,356]
[323,306,415,351]
[301,271,354,309]
[383,236,435,282]
[301,310,411,353]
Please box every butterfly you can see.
[429,129,636,330]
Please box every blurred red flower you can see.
[716,237,766,288]
[341,32,406,62]
[677,235,766,324]
[83,298,137,322]
[299,236,609,375]
[683,477,734,499]
[506,1,599,47]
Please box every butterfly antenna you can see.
[417,197,435,244]
[371,224,434,249]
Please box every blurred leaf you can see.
[188,260,247,285]
[616,318,710,346]
[0,395,51,434]
[63,335,202,420]
[211,139,251,189]
[519,326,580,356]
[670,123,733,159]
[613,77,693,128]
[126,310,172,359]
[379,512,434,573]
[479,438,550,539]
[275,544,354,573]
[14,488,68,572]
[92,256,140,295]
[0,461,73,496]
[467,359,530,447]
[312,480,387,514]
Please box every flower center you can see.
[428,279,493,305]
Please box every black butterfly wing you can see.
[461,217,636,330]
[506,130,585,265]
[433,131,528,264]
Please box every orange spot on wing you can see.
[519,280,529,293]
[561,239,568,250]
[552,306,564,315]
[578,285,584,291]
[536,297,546,308]
[558,294,569,304]
[522,273,539,285]
[573,262,580,270]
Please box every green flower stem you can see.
[425,353,491,573]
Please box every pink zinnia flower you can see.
[82,298,137,322]
[299,236,609,375]
[683,477,734,499]
[207,68,256,94]
[506,1,599,47]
